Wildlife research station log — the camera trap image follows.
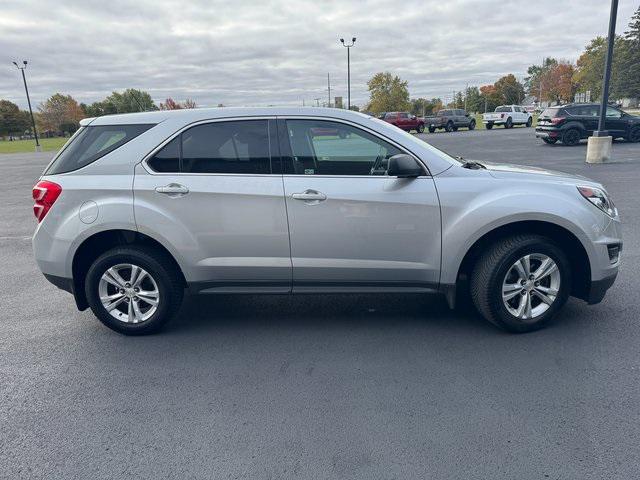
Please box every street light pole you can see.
[595,0,619,137]
[340,37,356,110]
[327,73,331,108]
[12,60,41,151]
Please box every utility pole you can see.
[314,98,321,107]
[12,60,41,151]
[464,83,468,111]
[595,0,618,137]
[340,37,356,109]
[586,0,619,163]
[327,73,331,108]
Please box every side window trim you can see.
[142,117,278,175]
[275,116,430,177]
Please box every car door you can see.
[278,117,441,291]
[605,106,628,137]
[398,112,410,130]
[134,118,292,292]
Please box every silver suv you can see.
[32,108,621,335]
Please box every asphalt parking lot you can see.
[1,128,639,479]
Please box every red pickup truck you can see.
[381,112,425,133]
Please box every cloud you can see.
[1,0,637,109]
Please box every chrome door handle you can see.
[291,190,327,203]
[155,183,189,196]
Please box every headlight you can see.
[577,186,618,218]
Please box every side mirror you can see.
[387,154,423,178]
[465,113,470,117]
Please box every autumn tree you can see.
[38,94,85,134]
[526,58,558,101]
[366,72,411,114]
[0,100,30,137]
[479,84,500,112]
[540,63,576,104]
[159,98,198,110]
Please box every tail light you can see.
[32,180,62,222]
[551,117,566,125]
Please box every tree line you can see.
[0,89,196,138]
[365,5,639,116]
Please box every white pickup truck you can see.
[483,105,533,129]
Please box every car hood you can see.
[480,161,598,186]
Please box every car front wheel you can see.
[486,123,493,130]
[416,124,425,133]
[468,120,476,130]
[470,235,571,333]
[85,247,184,335]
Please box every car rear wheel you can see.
[468,120,476,130]
[562,128,581,146]
[445,121,454,132]
[428,126,436,133]
[505,117,513,129]
[542,137,558,144]
[628,125,640,142]
[470,235,571,333]
[526,117,533,127]
[486,123,493,130]
[85,247,184,335]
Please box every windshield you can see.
[46,124,154,174]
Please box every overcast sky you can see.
[1,0,637,110]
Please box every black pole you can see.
[595,0,618,137]
[20,68,40,148]
[347,47,351,110]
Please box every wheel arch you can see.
[452,220,591,305]
[71,229,187,311]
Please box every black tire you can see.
[85,246,184,335]
[445,121,454,132]
[486,123,493,130]
[416,124,425,133]
[628,125,640,143]
[526,117,533,127]
[542,137,558,144]
[452,126,459,131]
[505,117,513,129]
[470,235,571,333]
[428,126,436,133]
[468,120,476,130]
[562,128,581,146]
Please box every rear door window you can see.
[46,124,154,174]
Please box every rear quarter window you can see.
[46,124,154,174]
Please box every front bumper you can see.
[586,271,618,304]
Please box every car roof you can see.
[82,107,375,126]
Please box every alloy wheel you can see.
[98,263,160,324]
[501,253,560,321]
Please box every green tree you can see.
[0,100,30,137]
[494,74,526,105]
[410,98,442,116]
[105,89,157,113]
[614,6,640,99]
[464,86,483,113]
[366,72,411,114]
[38,93,85,134]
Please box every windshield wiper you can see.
[457,156,486,169]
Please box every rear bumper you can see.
[42,273,88,311]
[535,128,561,139]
